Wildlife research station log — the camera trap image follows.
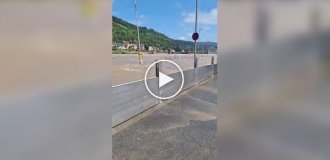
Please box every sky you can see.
[112,0,217,42]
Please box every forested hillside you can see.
[112,16,217,51]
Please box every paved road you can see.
[113,77,217,160]
[112,54,217,86]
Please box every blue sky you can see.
[112,0,217,42]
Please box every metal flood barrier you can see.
[112,78,159,126]
[112,64,217,127]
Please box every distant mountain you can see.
[173,40,217,52]
[112,16,217,51]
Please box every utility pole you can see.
[193,0,198,68]
[134,0,143,64]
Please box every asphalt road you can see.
[113,77,217,160]
[112,54,217,86]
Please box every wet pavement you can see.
[113,77,217,160]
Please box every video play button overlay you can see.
[159,72,174,88]
[144,60,184,100]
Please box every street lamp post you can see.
[193,0,198,68]
[134,0,143,64]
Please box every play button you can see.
[144,60,184,100]
[159,72,174,88]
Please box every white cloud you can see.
[201,26,210,30]
[177,36,187,40]
[182,8,217,25]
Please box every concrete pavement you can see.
[113,77,217,160]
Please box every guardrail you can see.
[112,64,217,127]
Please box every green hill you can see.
[112,16,217,52]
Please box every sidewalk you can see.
[113,77,217,160]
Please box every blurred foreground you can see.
[0,1,112,160]
[218,0,330,160]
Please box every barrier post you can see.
[194,57,198,68]
[138,53,143,64]
[155,60,162,103]
[194,57,198,84]
[211,56,215,77]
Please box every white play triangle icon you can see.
[159,72,174,88]
[145,60,184,99]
